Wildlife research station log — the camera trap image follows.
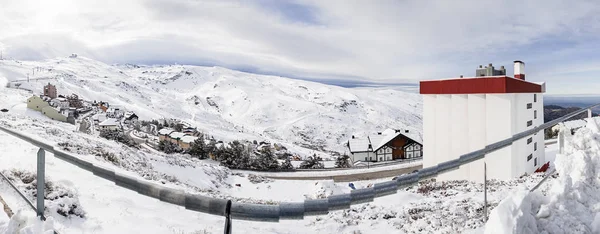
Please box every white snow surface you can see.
[484,118,600,233]
[0,210,55,234]
[0,57,422,157]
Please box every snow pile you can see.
[2,169,85,219]
[484,188,537,234]
[485,118,600,233]
[1,210,55,234]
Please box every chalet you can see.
[124,113,139,124]
[99,118,120,131]
[158,128,174,141]
[347,129,422,163]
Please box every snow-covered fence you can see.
[0,103,598,228]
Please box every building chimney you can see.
[514,60,525,80]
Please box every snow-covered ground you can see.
[0,57,423,158]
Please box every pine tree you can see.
[254,147,279,171]
[335,154,352,168]
[279,157,294,171]
[158,140,181,154]
[299,154,325,169]
[188,134,208,159]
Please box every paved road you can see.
[262,164,423,182]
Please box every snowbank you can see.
[484,187,537,234]
[485,118,600,233]
[0,210,55,234]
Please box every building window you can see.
[527,137,532,144]
[527,103,532,109]
[534,142,537,151]
[527,120,533,127]
[534,110,537,119]
[534,94,537,103]
[534,157,538,166]
[527,154,533,161]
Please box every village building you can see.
[420,61,545,182]
[43,83,57,99]
[27,95,50,111]
[180,135,198,150]
[347,129,422,163]
[67,94,83,108]
[50,97,70,108]
[98,118,120,131]
[41,106,68,122]
[158,128,175,141]
[124,113,139,124]
[168,131,187,144]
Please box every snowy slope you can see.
[0,56,422,157]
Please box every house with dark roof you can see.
[347,128,422,163]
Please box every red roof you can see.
[420,76,543,94]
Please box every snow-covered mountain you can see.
[0,56,422,157]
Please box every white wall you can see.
[424,91,545,182]
[485,94,514,181]
[448,94,469,180]
[467,94,486,182]
[435,95,452,173]
[423,95,437,168]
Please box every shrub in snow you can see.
[299,154,324,169]
[2,169,86,219]
[247,174,273,184]
[335,154,352,168]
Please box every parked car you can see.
[0,109,8,112]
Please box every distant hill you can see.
[544,105,596,123]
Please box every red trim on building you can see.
[420,76,543,94]
[514,74,525,80]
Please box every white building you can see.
[50,98,70,109]
[99,118,120,131]
[420,61,546,182]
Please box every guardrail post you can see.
[224,200,232,234]
[36,148,45,220]
[483,162,488,222]
[558,129,564,155]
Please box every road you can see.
[261,164,423,182]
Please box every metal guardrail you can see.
[0,102,598,226]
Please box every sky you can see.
[1,0,600,94]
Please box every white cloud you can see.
[2,0,600,93]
